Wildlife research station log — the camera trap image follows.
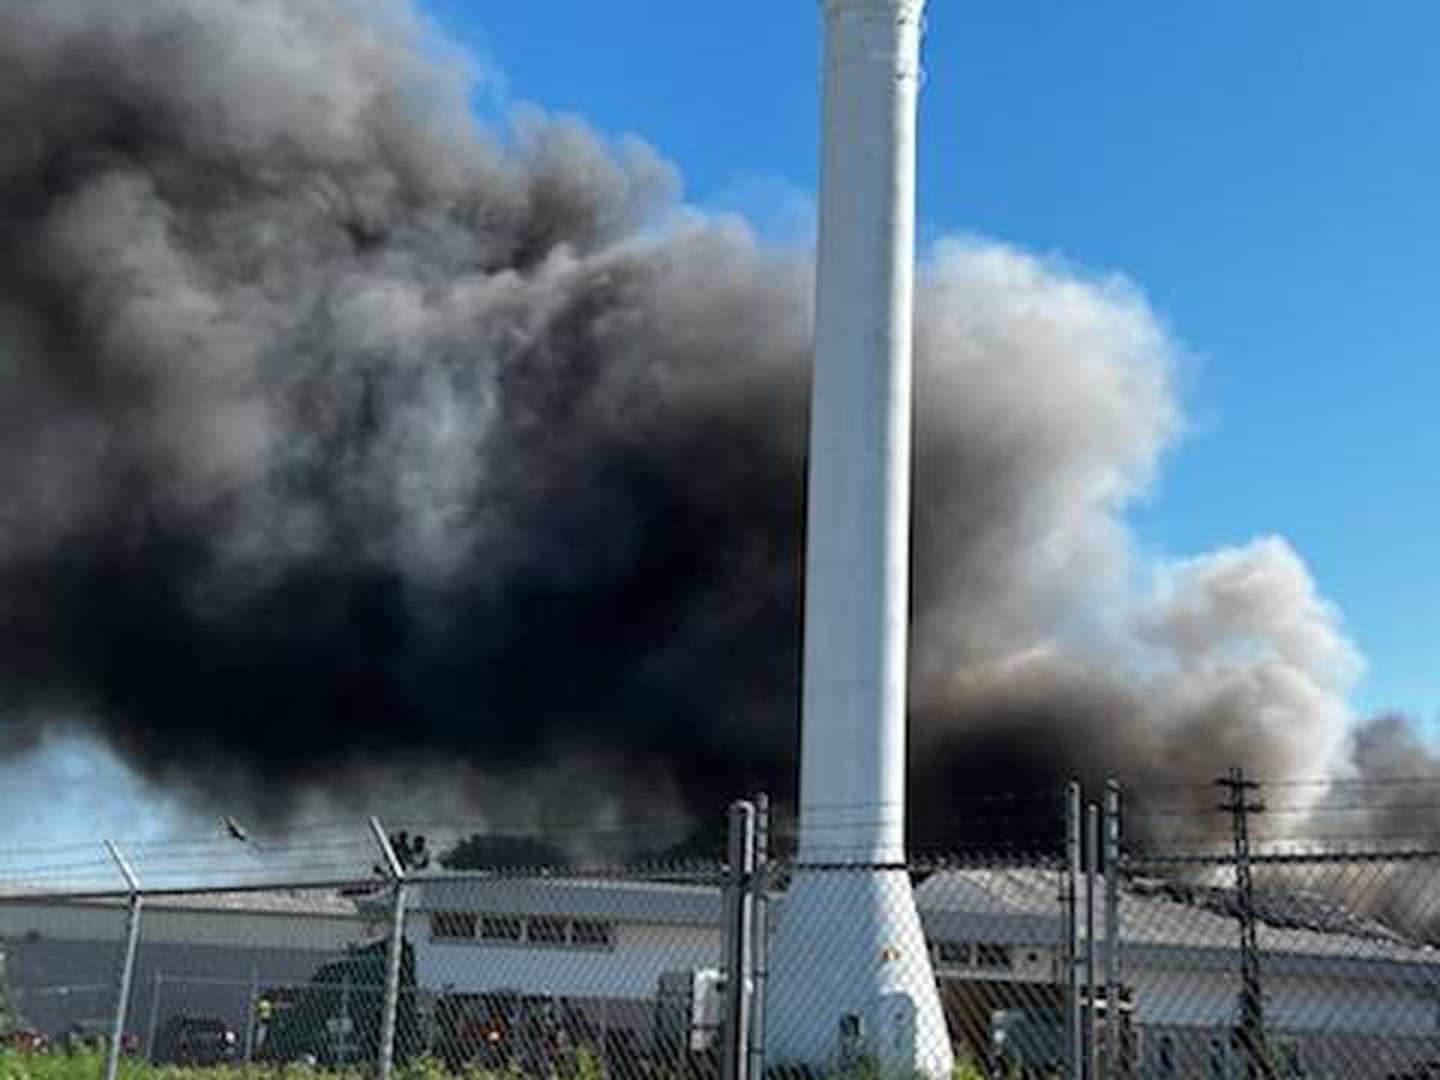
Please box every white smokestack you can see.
[766,1,952,1073]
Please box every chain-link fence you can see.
[1117,846,1440,1080]
[1115,776,1440,1080]
[402,862,731,1079]
[5,783,1440,1078]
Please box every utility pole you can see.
[1216,767,1272,1080]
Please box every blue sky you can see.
[424,0,1438,724]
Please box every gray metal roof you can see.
[914,868,1440,974]
[152,889,369,918]
[407,874,724,927]
[8,864,1432,979]
[0,886,367,919]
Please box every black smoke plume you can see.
[0,0,1414,848]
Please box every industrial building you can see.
[401,868,1440,1078]
[915,868,1440,1077]
[0,888,374,1056]
[6,867,1438,1076]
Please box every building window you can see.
[1277,1040,1303,1078]
[1208,1037,1227,1080]
[432,911,477,941]
[1157,1035,1175,1080]
[571,918,615,949]
[432,911,616,951]
[528,916,569,944]
[480,915,525,942]
[975,943,1012,970]
[934,940,971,966]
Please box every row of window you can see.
[430,911,616,950]
[929,940,1014,971]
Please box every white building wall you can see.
[1132,967,1242,1028]
[1267,972,1437,1036]
[414,920,721,1001]
[1130,962,1439,1037]
[0,901,126,944]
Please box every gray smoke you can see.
[0,0,1420,847]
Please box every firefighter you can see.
[254,996,274,1056]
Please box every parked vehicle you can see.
[153,1015,239,1066]
[258,937,419,1067]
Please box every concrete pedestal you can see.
[766,867,954,1076]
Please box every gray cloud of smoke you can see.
[0,0,1422,847]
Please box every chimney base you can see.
[766,866,954,1076]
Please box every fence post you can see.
[1103,780,1122,1080]
[1066,782,1083,1079]
[721,799,758,1080]
[1086,802,1100,1080]
[243,968,260,1064]
[104,840,143,1080]
[340,975,352,1065]
[747,793,771,1080]
[370,816,408,1080]
[144,973,163,1062]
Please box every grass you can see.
[1,1053,350,1080]
[0,1051,587,1080]
[0,1052,992,1080]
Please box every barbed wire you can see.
[5,775,1440,884]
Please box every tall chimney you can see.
[766,1,952,1073]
